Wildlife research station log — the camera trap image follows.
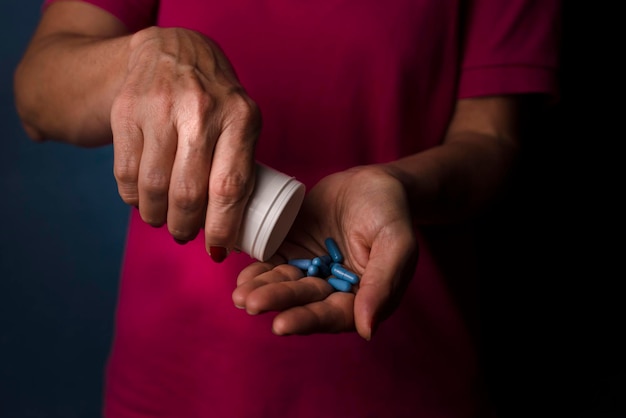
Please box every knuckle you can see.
[186,88,214,112]
[113,160,138,185]
[146,84,175,114]
[181,89,215,125]
[170,182,205,213]
[141,170,170,199]
[227,92,261,132]
[204,224,231,247]
[209,171,250,206]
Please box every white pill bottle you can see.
[237,163,305,261]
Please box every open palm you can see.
[233,165,418,340]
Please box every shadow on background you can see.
[1,1,129,417]
[478,3,624,417]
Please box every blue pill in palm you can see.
[312,255,332,266]
[317,262,331,277]
[330,263,359,284]
[288,259,312,270]
[307,264,320,277]
[328,276,352,292]
[324,238,343,263]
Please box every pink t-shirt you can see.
[44,1,559,417]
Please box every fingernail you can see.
[209,246,228,263]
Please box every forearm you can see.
[385,128,519,225]
[14,32,131,146]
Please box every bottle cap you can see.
[238,163,305,261]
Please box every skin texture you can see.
[14,2,261,252]
[234,165,419,340]
[14,1,525,340]
[234,98,522,340]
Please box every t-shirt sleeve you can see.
[458,0,561,100]
[42,0,157,32]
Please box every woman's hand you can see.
[232,165,419,340]
[232,97,523,339]
[15,2,261,257]
[112,27,261,256]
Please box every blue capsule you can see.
[307,264,320,277]
[285,238,359,293]
[312,255,332,266]
[317,262,331,278]
[328,276,352,292]
[330,263,359,284]
[324,238,344,263]
[288,258,312,270]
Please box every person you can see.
[14,0,561,417]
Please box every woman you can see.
[14,0,560,416]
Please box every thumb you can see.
[353,230,417,340]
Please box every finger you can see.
[204,92,260,252]
[235,252,291,287]
[137,119,177,227]
[244,277,333,315]
[353,226,417,340]
[272,292,356,336]
[236,261,276,287]
[111,97,143,208]
[167,99,212,242]
[233,263,303,309]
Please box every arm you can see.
[385,95,521,225]
[14,1,261,255]
[14,1,131,146]
[234,95,528,340]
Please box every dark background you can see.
[1,2,128,417]
[1,2,622,417]
[478,3,624,417]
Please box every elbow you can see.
[14,66,113,148]
[13,62,103,147]
[20,122,46,143]
[14,62,47,143]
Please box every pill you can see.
[307,264,320,277]
[328,277,352,292]
[312,255,332,266]
[285,238,358,293]
[330,263,359,284]
[317,262,331,277]
[288,259,312,270]
[324,238,344,263]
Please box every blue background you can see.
[1,2,128,417]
